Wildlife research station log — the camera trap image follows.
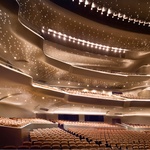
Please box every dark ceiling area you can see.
[50,0,150,34]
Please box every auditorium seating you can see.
[25,125,150,149]
[57,120,120,128]
[29,127,100,149]
[0,117,51,127]
[67,127,150,149]
[1,120,150,149]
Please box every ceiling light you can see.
[84,0,89,7]
[107,8,112,16]
[91,2,96,10]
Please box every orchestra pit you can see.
[0,0,150,149]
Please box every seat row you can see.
[57,120,119,128]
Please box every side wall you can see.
[104,116,150,125]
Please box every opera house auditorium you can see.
[0,0,150,149]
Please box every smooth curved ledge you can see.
[15,0,43,39]
[44,50,150,83]
[0,64,64,98]
[43,41,150,77]
[18,15,44,39]
[0,122,54,129]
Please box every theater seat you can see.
[3,145,17,149]
[30,145,41,149]
[41,145,51,149]
[18,145,30,149]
